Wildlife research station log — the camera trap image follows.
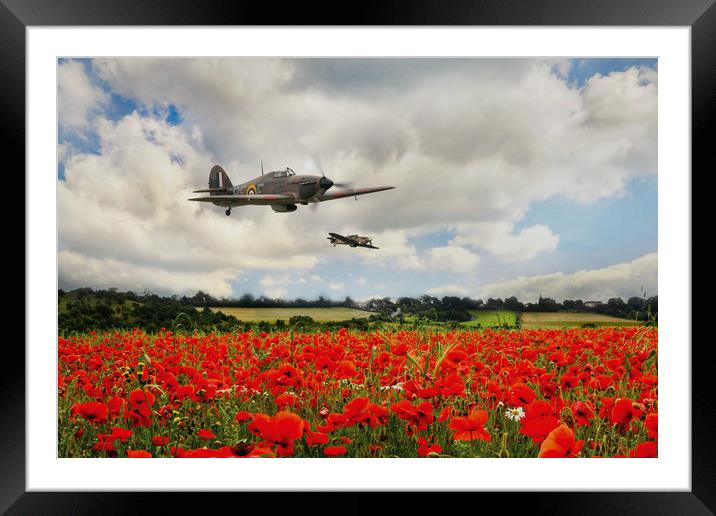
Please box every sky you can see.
[57,58,657,303]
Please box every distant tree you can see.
[366,297,395,313]
[441,296,463,310]
[419,295,440,308]
[191,291,212,307]
[537,295,558,311]
[504,296,524,311]
[627,296,646,311]
[460,297,481,310]
[486,298,504,310]
[397,297,419,308]
[238,293,256,307]
[606,298,627,316]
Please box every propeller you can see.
[311,155,354,187]
[308,154,355,210]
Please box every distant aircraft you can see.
[327,232,379,249]
[189,164,395,216]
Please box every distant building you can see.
[584,301,603,308]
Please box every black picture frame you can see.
[6,0,711,513]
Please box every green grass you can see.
[520,311,640,329]
[462,310,517,328]
[208,306,376,322]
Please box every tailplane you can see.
[193,165,233,194]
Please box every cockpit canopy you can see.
[271,167,296,178]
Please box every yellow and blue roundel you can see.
[246,184,257,195]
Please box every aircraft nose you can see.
[319,176,334,190]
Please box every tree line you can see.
[58,287,657,333]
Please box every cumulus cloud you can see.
[451,222,559,262]
[479,253,657,302]
[58,58,657,298]
[428,246,480,273]
[58,250,235,297]
[59,113,320,297]
[58,60,109,132]
[426,284,471,297]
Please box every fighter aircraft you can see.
[327,233,379,249]
[189,164,395,215]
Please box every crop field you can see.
[59,326,657,458]
[521,312,642,329]
[463,310,518,328]
[208,307,375,322]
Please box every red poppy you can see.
[197,429,217,440]
[610,398,641,427]
[93,435,117,453]
[442,350,468,369]
[343,397,370,419]
[71,402,108,424]
[391,400,435,432]
[391,343,408,356]
[127,449,152,458]
[645,413,658,439]
[183,447,233,458]
[305,431,329,446]
[152,436,169,446]
[235,411,253,423]
[630,441,657,458]
[275,393,296,408]
[448,409,490,442]
[560,375,579,390]
[256,411,305,446]
[324,445,347,457]
[417,437,442,457]
[437,406,453,423]
[520,400,560,444]
[507,383,536,406]
[570,401,595,427]
[110,427,133,442]
[538,424,584,458]
[129,388,155,409]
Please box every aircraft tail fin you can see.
[208,165,233,193]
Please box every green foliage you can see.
[57,287,658,334]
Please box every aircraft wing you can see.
[328,233,355,245]
[317,186,395,202]
[328,233,379,249]
[188,194,293,206]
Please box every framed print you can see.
[7,0,712,513]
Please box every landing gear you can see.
[225,208,231,216]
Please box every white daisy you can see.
[505,406,525,421]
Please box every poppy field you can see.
[58,326,657,458]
